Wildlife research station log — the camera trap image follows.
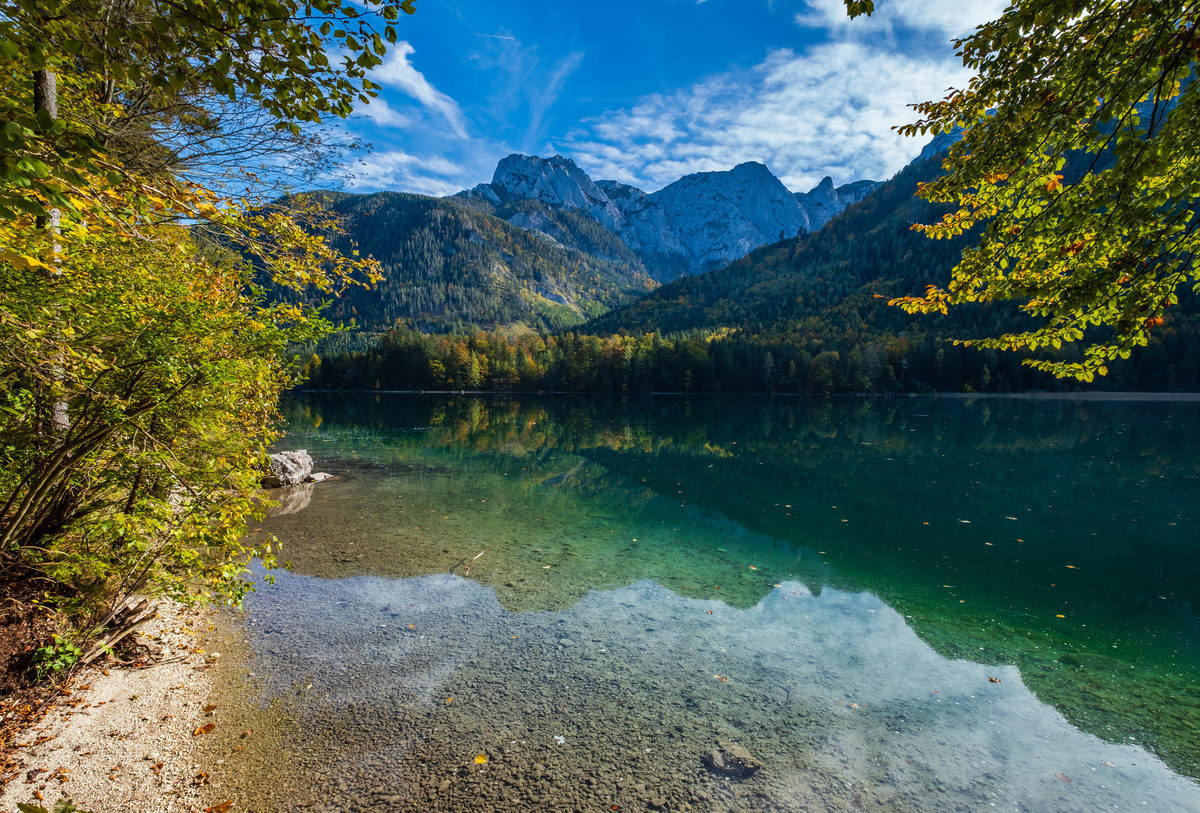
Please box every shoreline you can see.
[0,602,237,813]
[291,387,1200,402]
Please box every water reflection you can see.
[232,569,1198,811]
[241,393,1200,795]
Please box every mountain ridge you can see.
[458,154,879,280]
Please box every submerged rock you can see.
[702,742,761,779]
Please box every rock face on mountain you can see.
[463,154,625,233]
[641,161,809,276]
[459,155,878,281]
[594,179,691,279]
[795,176,881,233]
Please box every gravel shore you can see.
[0,602,235,813]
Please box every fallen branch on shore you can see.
[78,597,157,667]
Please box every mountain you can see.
[313,191,655,334]
[582,149,987,337]
[459,154,878,281]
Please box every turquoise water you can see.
[224,394,1200,811]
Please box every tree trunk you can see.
[33,68,58,118]
[34,67,69,433]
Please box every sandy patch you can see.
[0,602,237,813]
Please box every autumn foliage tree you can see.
[849,0,1200,379]
[0,0,414,669]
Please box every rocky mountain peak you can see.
[807,176,838,206]
[485,153,624,231]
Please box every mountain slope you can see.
[318,191,655,333]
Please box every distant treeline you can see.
[296,323,1200,394]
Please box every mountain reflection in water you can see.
[224,393,1199,810]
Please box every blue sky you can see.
[340,0,1006,196]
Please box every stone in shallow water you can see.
[263,449,313,487]
[702,742,761,778]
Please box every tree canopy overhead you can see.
[849,0,1200,380]
[1,0,416,217]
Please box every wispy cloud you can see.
[356,97,411,129]
[524,51,585,150]
[564,43,973,192]
[345,150,468,197]
[373,43,470,138]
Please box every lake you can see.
[213,393,1200,811]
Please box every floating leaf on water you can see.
[1055,773,1072,783]
[1102,761,1115,768]
[988,677,1002,684]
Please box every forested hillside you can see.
[313,191,656,333]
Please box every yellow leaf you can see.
[474,754,488,764]
[1,250,52,271]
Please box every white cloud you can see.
[357,97,411,128]
[563,43,974,192]
[557,1,1010,192]
[795,0,1007,40]
[374,43,469,137]
[345,151,468,197]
